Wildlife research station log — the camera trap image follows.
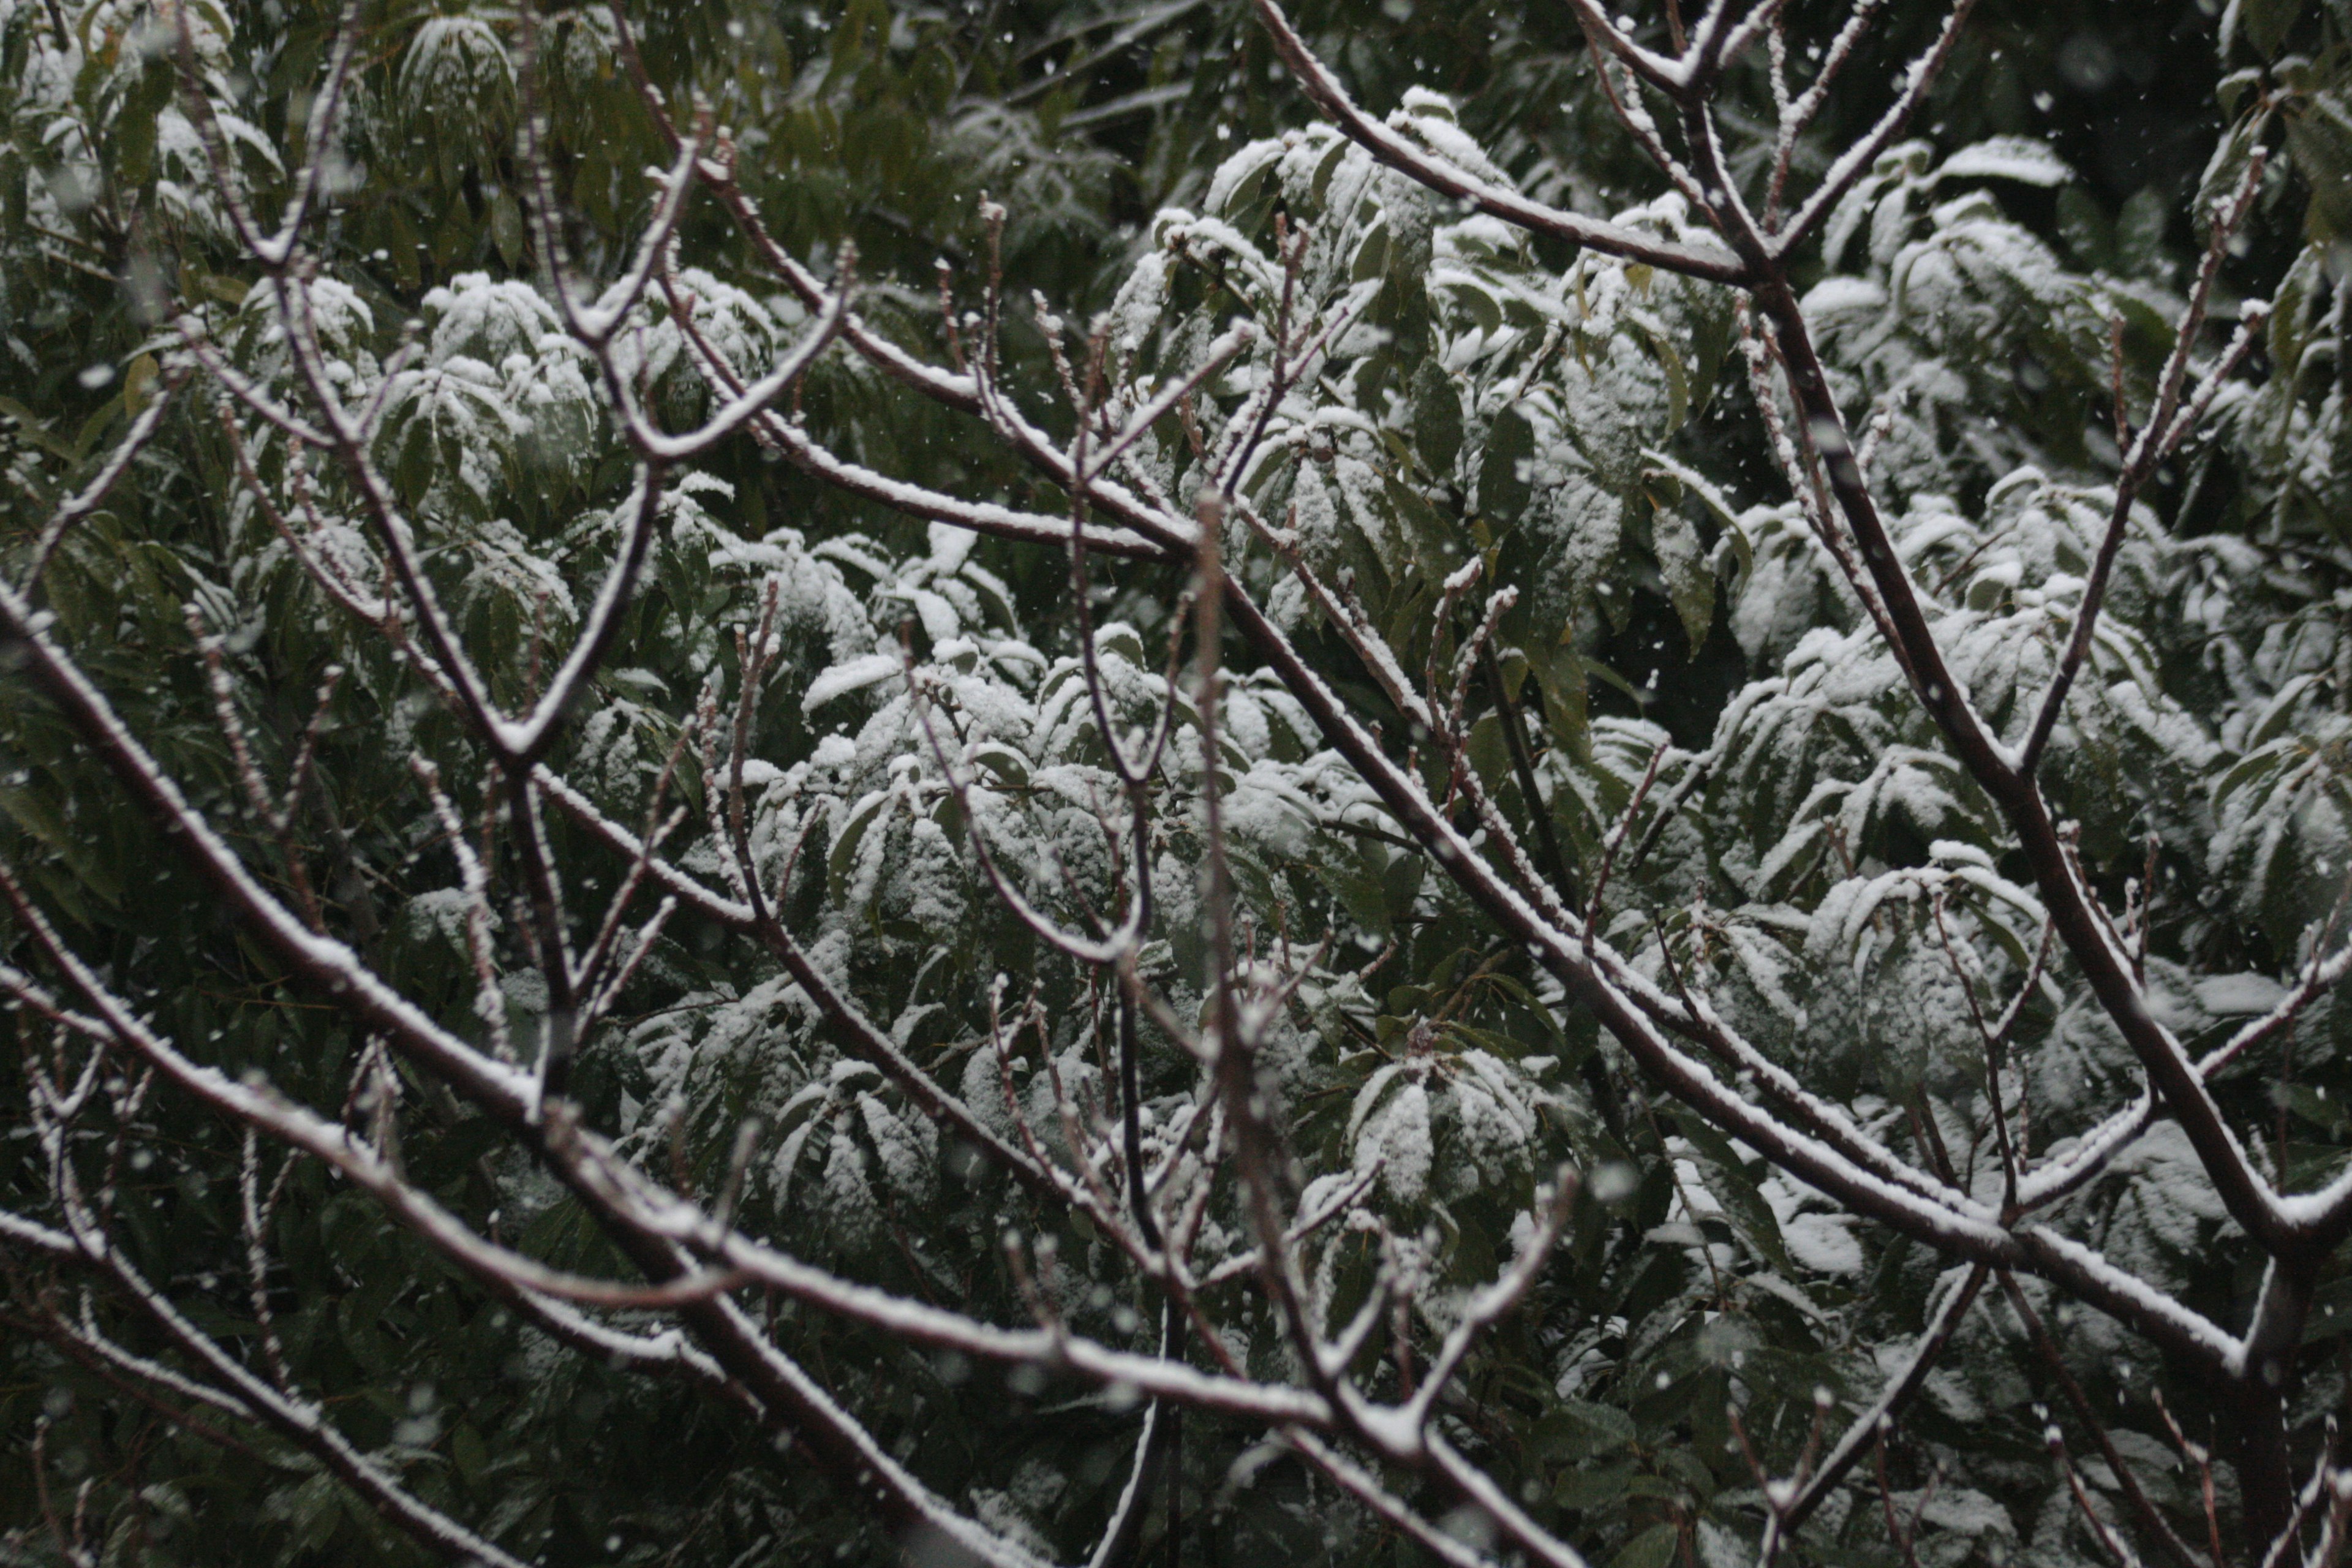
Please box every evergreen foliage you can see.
[6,1,2352,1566]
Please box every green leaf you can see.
[491,186,526,267]
[1670,1109,1793,1274]
[1555,1461,1637,1510]
[1464,714,1509,802]
[1383,472,1455,568]
[0,396,75,459]
[1652,502,1714,655]
[111,55,175,189]
[1537,1400,1638,1463]
[2282,1082,2347,1134]
[2114,186,2170,274]
[2055,185,2114,270]
[827,791,894,905]
[449,1421,489,1486]
[1382,846,1427,926]
[281,1471,342,1554]
[1319,840,1393,936]
[1412,358,1463,477]
[2243,0,2308,55]
[70,391,124,462]
[2285,91,2352,239]
[1610,1522,1681,1568]
[1479,404,1534,523]
[122,352,159,417]
[1529,642,1591,767]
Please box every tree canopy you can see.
[7,1,2352,1566]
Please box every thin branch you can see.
[1771,0,1982,260]
[1782,1264,1986,1531]
[20,366,187,589]
[1250,0,1749,284]
[2000,1270,2211,1568]
[2020,151,2271,774]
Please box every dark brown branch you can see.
[1999,1270,2214,1568]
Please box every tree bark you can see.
[2233,1259,2314,1553]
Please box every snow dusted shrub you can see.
[9,0,2352,1565]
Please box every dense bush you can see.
[7,1,2352,1566]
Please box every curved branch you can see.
[1769,0,1981,257]
[1249,0,1749,284]
[21,366,187,590]
[2,1208,532,1568]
